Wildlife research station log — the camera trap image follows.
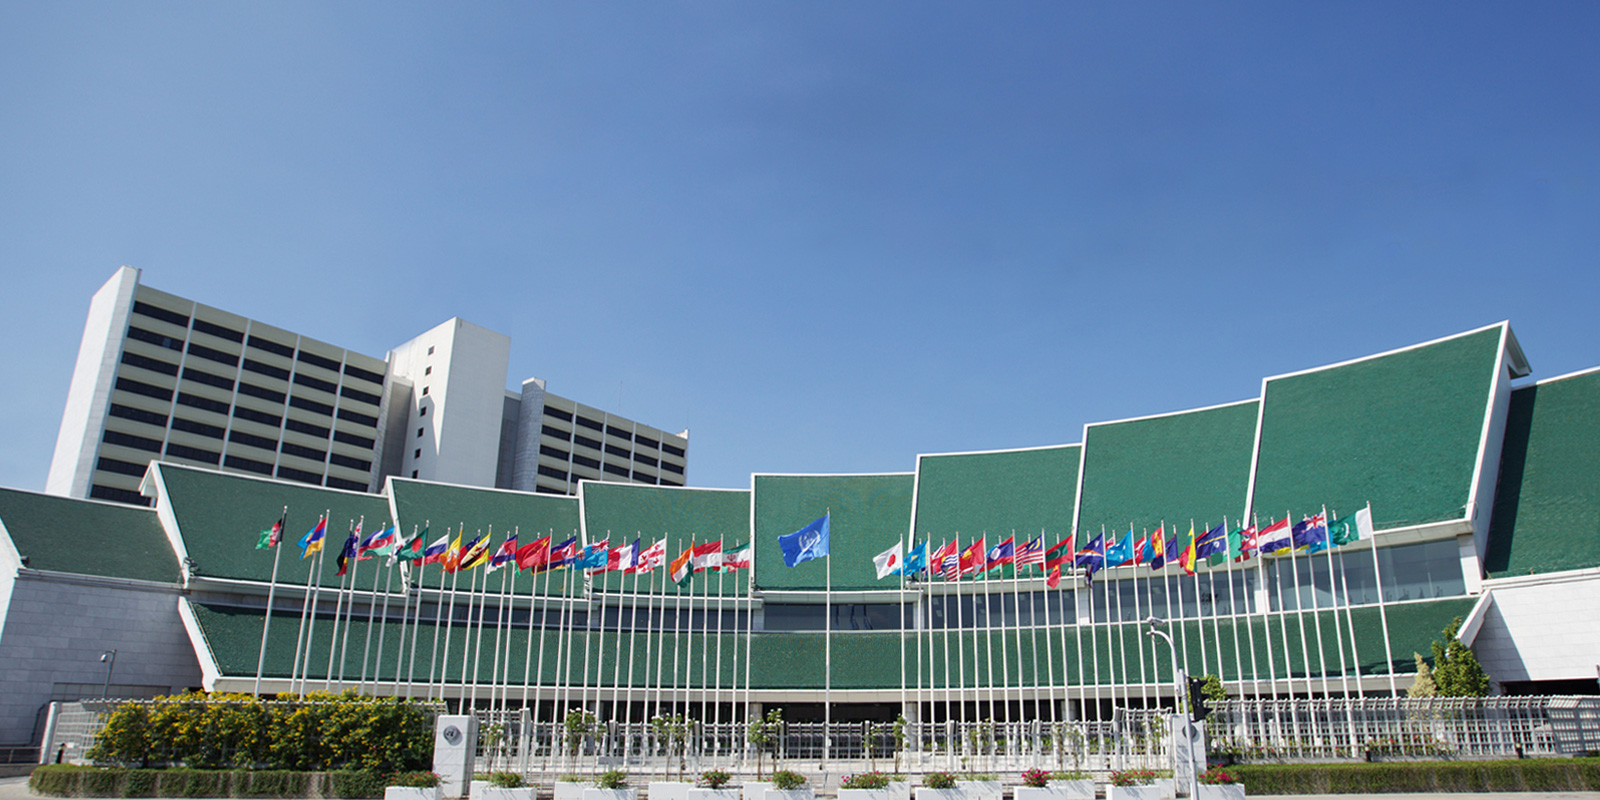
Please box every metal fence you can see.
[1207,696,1600,762]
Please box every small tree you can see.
[1432,617,1490,697]
[564,709,598,762]
[746,708,783,779]
[1200,674,1227,702]
[651,714,691,781]
[1408,652,1438,698]
[891,713,908,774]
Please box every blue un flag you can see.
[778,513,831,567]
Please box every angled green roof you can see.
[580,482,750,594]
[0,487,179,583]
[1484,369,1600,578]
[153,463,392,588]
[913,445,1080,540]
[1076,401,1258,538]
[1251,326,1504,529]
[752,473,914,591]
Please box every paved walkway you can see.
[2,777,1597,800]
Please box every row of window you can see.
[129,304,385,389]
[112,376,380,431]
[535,463,683,488]
[541,406,685,457]
[539,427,684,474]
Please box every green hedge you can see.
[28,766,393,798]
[1232,758,1600,793]
[86,691,432,772]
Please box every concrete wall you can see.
[1473,571,1600,684]
[0,573,201,746]
[46,267,139,499]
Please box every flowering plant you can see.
[841,773,891,790]
[1199,767,1238,785]
[388,771,441,788]
[1020,769,1051,788]
[1109,770,1156,787]
[699,770,732,789]
[923,772,958,789]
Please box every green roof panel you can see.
[913,445,1080,541]
[752,474,914,591]
[0,488,178,583]
[580,482,751,595]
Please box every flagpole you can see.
[1325,509,1357,754]
[713,542,727,753]
[1207,531,1227,689]
[254,507,287,697]
[429,533,453,702]
[490,554,510,715]
[440,528,463,706]
[369,542,396,695]
[360,529,385,694]
[1365,502,1398,697]
[1304,515,1333,700]
[499,528,519,715]
[621,538,642,755]
[1038,533,1057,744]
[824,512,832,771]
[1132,528,1149,721]
[1222,519,1245,704]
[326,520,355,692]
[298,540,327,695]
[401,527,422,698]
[521,536,546,721]
[290,512,324,696]
[468,530,490,708]
[899,532,909,747]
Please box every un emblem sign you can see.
[441,725,463,746]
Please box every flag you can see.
[1176,524,1197,576]
[985,537,1015,571]
[1293,513,1329,554]
[578,539,611,571]
[298,517,327,558]
[1229,526,1257,562]
[420,532,452,565]
[1144,526,1167,570]
[1194,523,1229,560]
[459,533,493,571]
[391,531,425,565]
[487,534,519,572]
[899,541,928,576]
[635,538,668,573]
[691,541,723,572]
[1328,507,1373,546]
[778,514,831,567]
[1047,565,1062,588]
[721,542,752,570]
[359,525,398,557]
[610,538,640,573]
[1044,535,1075,571]
[1074,533,1105,578]
[549,536,579,569]
[334,531,359,576]
[1257,517,1292,555]
[931,540,960,580]
[516,536,551,571]
[1014,538,1045,568]
[257,514,285,550]
[957,536,987,577]
[439,534,465,572]
[1104,531,1136,568]
[1164,524,1187,565]
[873,541,903,579]
[669,542,694,585]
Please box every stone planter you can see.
[1107,786,1162,800]
[556,783,588,800]
[741,783,773,800]
[585,790,638,800]
[481,789,536,800]
[1047,781,1094,800]
[470,781,489,799]
[687,790,742,800]
[839,789,893,800]
[1154,779,1176,800]
[914,788,965,800]
[956,781,1001,800]
[887,782,911,800]
[386,788,441,800]
[1196,786,1244,800]
[764,790,814,800]
[1014,786,1070,800]
[651,782,693,800]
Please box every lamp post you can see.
[99,650,117,699]
[1146,617,1198,800]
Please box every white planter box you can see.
[585,790,638,800]
[651,782,693,800]
[888,782,911,800]
[1014,786,1070,800]
[741,783,773,800]
[1155,779,1176,800]
[1046,781,1094,800]
[556,783,588,800]
[470,781,490,799]
[1108,786,1162,800]
[1196,786,1244,800]
[957,782,1001,800]
[688,790,742,800]
[764,790,813,800]
[387,788,441,800]
[839,790,892,800]
[482,788,536,800]
[914,789,965,800]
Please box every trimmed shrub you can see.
[1231,759,1600,794]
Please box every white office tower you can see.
[46,268,687,503]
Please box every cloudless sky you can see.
[2,2,1597,493]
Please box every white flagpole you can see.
[1207,533,1228,689]
[621,539,642,752]
[1285,512,1315,701]
[289,512,325,696]
[1038,534,1057,737]
[1255,515,1278,700]
[1305,518,1332,700]
[654,547,669,728]
[462,554,482,706]
[954,536,967,751]
[300,542,329,695]
[1222,519,1246,703]
[254,507,287,697]
[360,533,385,694]
[824,515,832,770]
[337,517,365,690]
[399,523,422,697]
[1365,502,1398,697]
[900,532,909,741]
[500,527,520,714]
[1338,544,1365,698]
[439,533,463,705]
[326,520,355,692]
[713,544,727,750]
[521,541,546,717]
[368,544,396,695]
[490,556,510,714]
[1132,528,1148,716]
[430,535,454,701]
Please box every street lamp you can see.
[99,650,117,699]
[1146,617,1199,800]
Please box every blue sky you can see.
[2,2,1597,493]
